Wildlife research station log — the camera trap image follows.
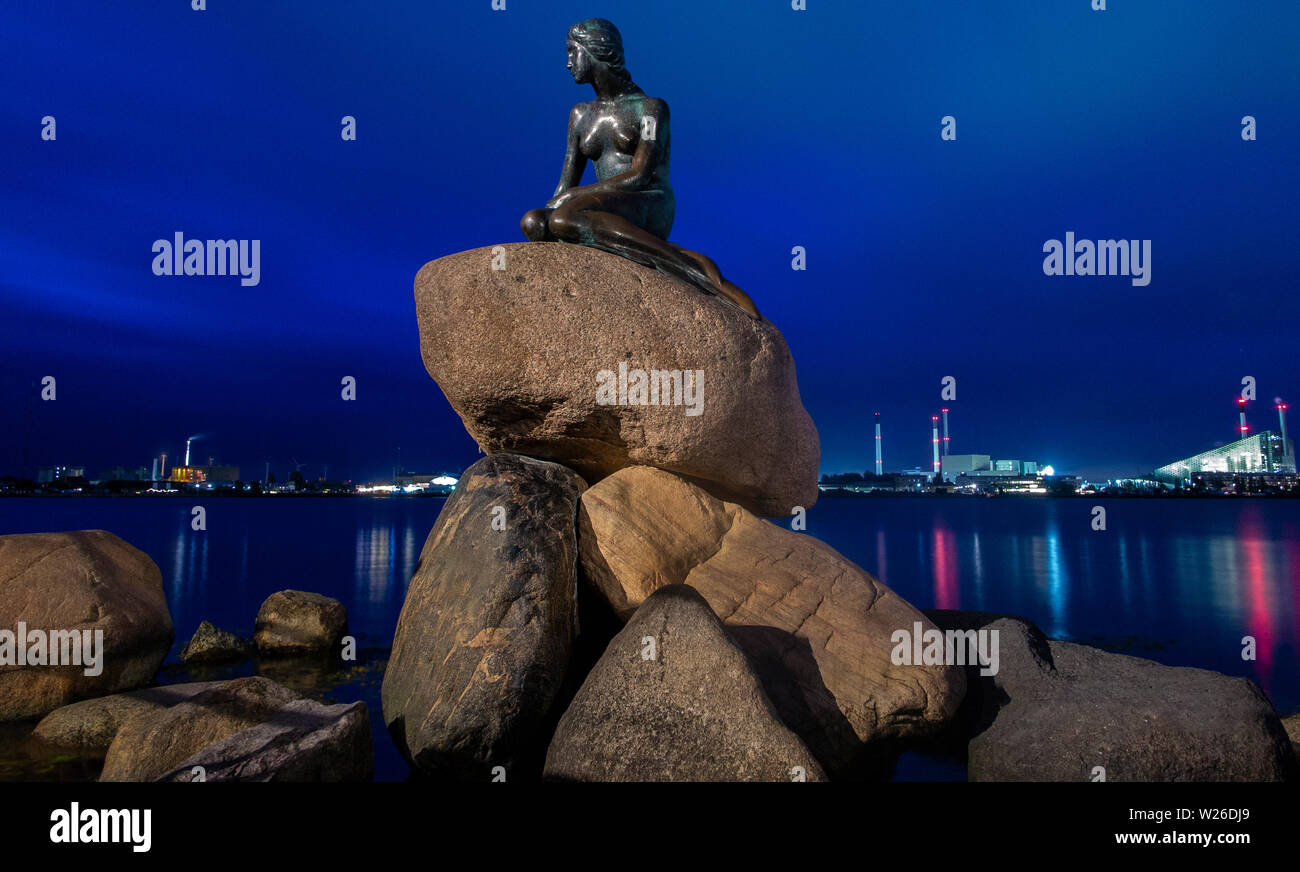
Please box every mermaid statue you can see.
[520,18,760,319]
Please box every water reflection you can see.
[1238,506,1277,694]
[170,521,209,604]
[354,521,395,607]
[932,522,959,610]
[1118,537,1132,613]
[1044,521,1067,638]
[401,523,419,592]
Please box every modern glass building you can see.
[1154,431,1295,484]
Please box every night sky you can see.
[3,0,1297,483]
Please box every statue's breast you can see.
[580,114,639,159]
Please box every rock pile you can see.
[384,242,965,780]
[385,241,1296,781]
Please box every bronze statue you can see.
[521,18,760,319]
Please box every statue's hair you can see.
[568,18,630,78]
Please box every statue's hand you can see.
[546,191,575,210]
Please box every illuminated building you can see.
[1154,431,1294,484]
[169,465,240,484]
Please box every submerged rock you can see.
[545,585,825,782]
[382,454,586,779]
[0,530,173,721]
[413,242,818,517]
[32,681,225,755]
[181,621,253,665]
[100,676,369,782]
[253,590,348,656]
[578,466,964,773]
[158,697,371,782]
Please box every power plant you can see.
[830,405,1059,494]
[149,434,240,487]
[1154,397,1296,485]
[930,416,940,475]
[874,412,883,476]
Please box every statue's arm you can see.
[549,105,588,202]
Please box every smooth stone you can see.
[253,590,348,656]
[101,676,300,781]
[413,241,819,517]
[926,612,1299,782]
[578,466,965,774]
[545,585,826,782]
[157,697,371,782]
[0,530,173,721]
[31,681,226,755]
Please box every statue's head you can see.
[567,18,628,84]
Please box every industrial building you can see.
[169,465,240,484]
[36,465,86,483]
[854,408,1054,492]
[151,436,240,486]
[1153,401,1295,485]
[941,455,1045,481]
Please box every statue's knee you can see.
[521,209,549,241]
[548,208,575,238]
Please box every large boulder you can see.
[100,676,369,781]
[253,590,348,656]
[925,612,1296,781]
[382,454,586,779]
[545,585,825,782]
[414,242,818,517]
[32,681,225,755]
[0,530,173,721]
[578,466,965,773]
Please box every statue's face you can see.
[566,40,593,83]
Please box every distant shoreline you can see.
[0,491,450,499]
[815,488,1300,500]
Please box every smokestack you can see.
[931,416,941,475]
[1279,402,1289,443]
[1238,398,1248,440]
[152,458,159,482]
[185,437,192,468]
[942,408,950,456]
[874,412,883,476]
[160,452,168,478]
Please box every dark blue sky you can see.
[3,0,1297,482]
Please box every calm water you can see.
[2,494,1298,781]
